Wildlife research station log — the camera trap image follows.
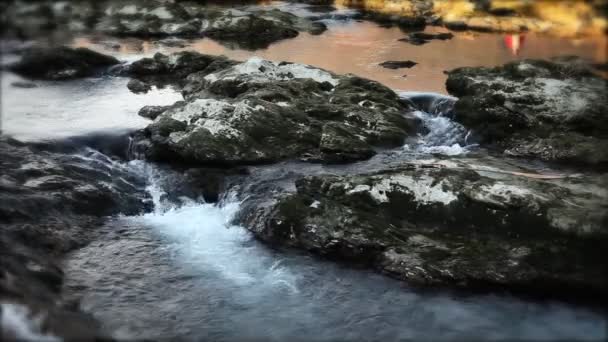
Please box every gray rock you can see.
[8,47,119,80]
[127,78,151,93]
[0,137,150,341]
[379,60,418,69]
[3,1,326,48]
[399,32,453,45]
[11,81,38,88]
[138,105,171,120]
[238,158,608,303]
[446,58,608,166]
[131,53,419,165]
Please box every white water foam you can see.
[123,162,300,293]
[0,303,60,342]
[399,92,476,156]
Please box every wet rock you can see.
[239,158,608,303]
[0,139,151,223]
[121,51,236,84]
[10,81,38,88]
[202,8,325,49]
[95,1,198,37]
[127,78,152,93]
[202,10,298,49]
[446,59,608,166]
[379,60,418,69]
[7,46,120,80]
[3,1,325,48]
[399,32,453,45]
[131,54,419,166]
[138,105,172,120]
[0,137,150,341]
[95,2,325,48]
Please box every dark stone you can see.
[127,78,152,93]
[0,137,150,340]
[238,159,608,304]
[11,81,38,88]
[204,15,299,50]
[138,105,172,120]
[446,58,608,166]
[8,47,120,80]
[130,53,419,166]
[444,21,468,31]
[379,60,418,69]
[399,32,454,45]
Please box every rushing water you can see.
[62,160,607,341]
[1,70,604,341]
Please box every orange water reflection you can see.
[74,21,606,94]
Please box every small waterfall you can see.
[121,161,301,292]
[400,91,477,156]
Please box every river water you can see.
[1,1,607,340]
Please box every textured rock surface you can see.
[131,53,419,165]
[446,58,608,166]
[239,158,608,302]
[2,0,327,49]
[399,32,453,45]
[379,60,418,69]
[0,138,150,340]
[127,78,151,93]
[7,47,119,80]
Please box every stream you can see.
[2,1,607,340]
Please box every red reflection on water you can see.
[504,34,526,55]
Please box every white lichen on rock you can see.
[204,57,339,86]
[347,174,458,205]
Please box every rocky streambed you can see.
[1,0,607,340]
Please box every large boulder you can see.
[7,47,119,80]
[239,158,608,303]
[201,8,326,49]
[446,59,608,166]
[131,54,420,165]
[119,50,237,82]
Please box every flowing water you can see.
[63,162,607,341]
[2,75,605,340]
[2,1,608,340]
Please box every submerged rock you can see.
[8,47,119,80]
[127,78,152,93]
[379,60,418,69]
[239,158,608,303]
[10,81,38,88]
[131,53,419,165]
[120,51,237,84]
[138,105,172,120]
[399,32,453,45]
[446,59,608,166]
